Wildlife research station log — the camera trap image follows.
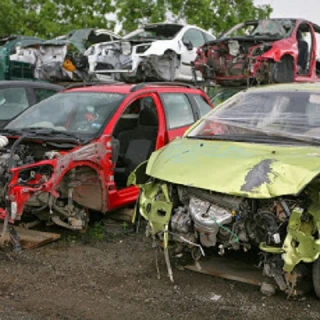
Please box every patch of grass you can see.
[87,221,106,241]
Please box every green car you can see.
[0,35,43,80]
[132,82,320,298]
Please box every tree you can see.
[116,0,273,34]
[0,0,116,38]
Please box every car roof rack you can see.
[65,81,125,90]
[130,82,196,92]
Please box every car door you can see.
[160,92,196,141]
[107,92,165,210]
[180,28,206,79]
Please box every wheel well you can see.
[58,166,104,211]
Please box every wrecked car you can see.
[0,82,212,232]
[9,29,120,82]
[132,83,320,298]
[86,23,215,82]
[0,35,43,81]
[194,19,320,86]
[0,80,62,127]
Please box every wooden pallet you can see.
[0,224,61,249]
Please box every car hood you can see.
[145,138,320,199]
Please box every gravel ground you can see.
[0,223,320,320]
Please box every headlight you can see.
[121,42,132,55]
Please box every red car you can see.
[0,82,212,231]
[194,19,320,86]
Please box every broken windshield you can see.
[188,89,320,145]
[126,24,183,41]
[5,92,125,139]
[221,19,294,39]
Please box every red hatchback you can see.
[0,82,212,230]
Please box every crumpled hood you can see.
[146,138,320,199]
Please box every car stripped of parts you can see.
[194,19,320,86]
[86,23,215,83]
[132,83,320,298]
[0,35,44,81]
[9,29,120,82]
[0,90,126,232]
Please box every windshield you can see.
[188,90,320,144]
[6,92,124,138]
[221,19,294,39]
[126,24,183,41]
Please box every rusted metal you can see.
[185,256,277,288]
[0,223,61,249]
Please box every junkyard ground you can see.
[0,220,320,320]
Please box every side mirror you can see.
[183,40,193,51]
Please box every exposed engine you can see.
[170,186,297,253]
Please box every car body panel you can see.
[145,137,320,199]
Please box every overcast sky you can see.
[255,0,320,25]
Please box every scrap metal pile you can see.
[2,19,320,86]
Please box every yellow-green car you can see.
[132,83,320,298]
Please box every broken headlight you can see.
[121,42,132,55]
[18,165,53,185]
[251,45,272,57]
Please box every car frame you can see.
[132,82,320,298]
[0,82,213,231]
[194,18,320,86]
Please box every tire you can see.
[271,56,294,83]
[313,256,320,298]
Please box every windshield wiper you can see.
[19,128,85,144]
[188,134,320,146]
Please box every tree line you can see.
[0,0,272,38]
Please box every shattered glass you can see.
[221,19,294,39]
[188,90,320,144]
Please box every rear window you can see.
[0,87,29,120]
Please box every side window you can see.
[161,93,195,129]
[0,87,29,120]
[182,29,205,48]
[192,95,212,117]
[204,33,215,42]
[35,88,58,103]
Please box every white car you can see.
[85,23,216,82]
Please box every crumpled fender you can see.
[261,182,320,272]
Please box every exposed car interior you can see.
[296,24,312,75]
[112,97,159,188]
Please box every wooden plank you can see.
[0,224,61,249]
[185,256,276,288]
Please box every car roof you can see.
[0,80,63,91]
[65,82,206,95]
[244,82,320,93]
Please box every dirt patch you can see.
[0,224,320,320]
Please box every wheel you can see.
[312,256,320,298]
[271,56,294,83]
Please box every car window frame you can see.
[159,92,197,130]
[182,28,206,48]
